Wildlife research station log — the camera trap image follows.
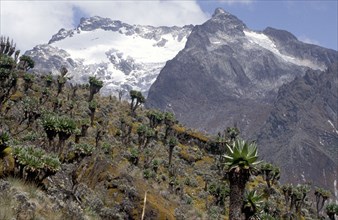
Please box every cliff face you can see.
[257,62,338,191]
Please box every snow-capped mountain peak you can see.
[26,16,193,96]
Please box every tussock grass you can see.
[0,190,16,220]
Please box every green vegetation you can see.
[326,203,338,220]
[57,66,70,95]
[129,89,145,116]
[88,76,103,102]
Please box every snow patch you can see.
[243,30,324,70]
[328,120,338,134]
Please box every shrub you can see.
[74,143,94,156]
[12,145,61,181]
[88,76,103,102]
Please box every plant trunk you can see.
[88,91,94,102]
[315,195,321,217]
[168,145,174,165]
[90,111,95,126]
[75,135,80,143]
[229,171,248,220]
[81,125,89,137]
[130,98,134,113]
[328,213,335,220]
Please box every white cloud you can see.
[298,35,320,46]
[0,1,208,53]
[74,1,207,26]
[1,1,74,53]
[217,0,254,5]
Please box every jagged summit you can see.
[204,7,247,35]
[77,16,127,32]
[212,7,229,17]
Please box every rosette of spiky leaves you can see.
[88,100,98,112]
[31,147,44,158]
[259,213,276,220]
[18,55,34,71]
[137,124,147,136]
[43,154,61,173]
[164,112,175,126]
[226,127,240,142]
[0,131,10,152]
[15,146,44,172]
[13,145,61,174]
[243,190,264,218]
[89,76,103,89]
[326,203,338,219]
[22,96,38,113]
[45,73,53,86]
[23,73,34,83]
[145,127,155,139]
[12,145,23,157]
[42,112,58,141]
[57,115,76,137]
[224,139,261,173]
[315,187,331,216]
[129,90,145,114]
[147,110,164,128]
[88,76,103,101]
[260,162,281,188]
[208,182,230,206]
[74,143,94,156]
[0,54,15,79]
[25,154,44,172]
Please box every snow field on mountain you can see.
[52,29,187,65]
[49,28,189,94]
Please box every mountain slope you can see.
[25,16,193,96]
[146,8,337,192]
[146,8,337,135]
[257,62,338,192]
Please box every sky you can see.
[0,0,337,53]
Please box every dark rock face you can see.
[263,27,337,65]
[257,62,338,191]
[146,8,338,191]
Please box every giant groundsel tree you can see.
[224,139,261,220]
